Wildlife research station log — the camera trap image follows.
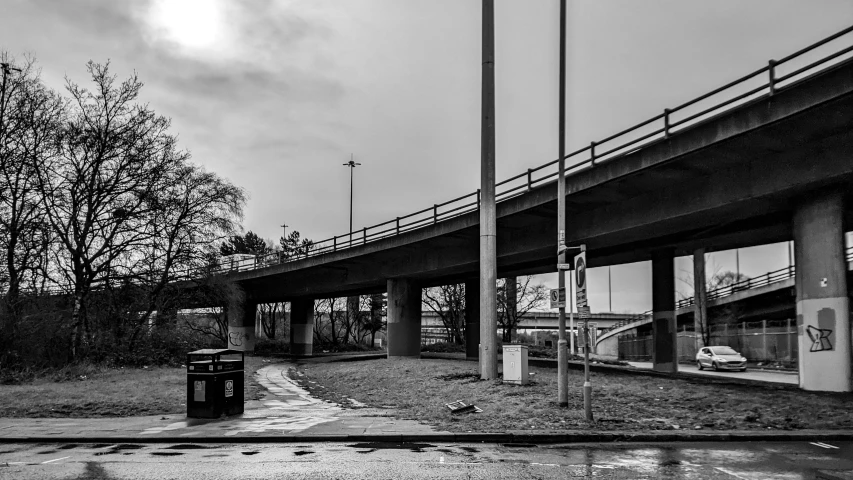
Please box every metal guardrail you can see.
[602,246,853,335]
[188,25,853,279]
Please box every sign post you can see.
[575,250,593,421]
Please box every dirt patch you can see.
[294,358,853,433]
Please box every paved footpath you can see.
[0,362,441,442]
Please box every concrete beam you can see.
[387,278,422,358]
[652,250,677,373]
[290,298,314,356]
[794,191,851,392]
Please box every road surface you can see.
[2,440,852,479]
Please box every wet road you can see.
[626,362,799,385]
[2,441,852,479]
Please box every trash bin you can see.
[502,344,529,385]
[186,348,244,418]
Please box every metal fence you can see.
[619,319,797,365]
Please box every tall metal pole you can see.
[343,155,361,246]
[608,266,612,312]
[479,0,498,380]
[556,0,569,407]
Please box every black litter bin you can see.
[186,349,244,418]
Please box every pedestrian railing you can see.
[190,25,853,278]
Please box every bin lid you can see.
[188,348,242,355]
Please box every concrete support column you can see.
[465,278,480,360]
[693,248,708,351]
[652,249,678,373]
[289,298,315,357]
[227,298,257,352]
[793,191,850,392]
[387,278,422,358]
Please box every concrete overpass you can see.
[215,28,853,392]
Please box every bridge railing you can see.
[201,25,853,278]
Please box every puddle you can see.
[293,450,314,456]
[89,444,113,449]
[503,443,537,448]
[242,452,260,456]
[356,449,377,454]
[92,443,145,456]
[203,454,229,458]
[58,445,79,450]
[460,447,479,453]
[151,452,184,457]
[347,442,435,453]
[165,444,212,450]
[36,450,58,455]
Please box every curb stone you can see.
[2,431,853,445]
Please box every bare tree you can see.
[422,283,466,344]
[34,61,183,358]
[497,276,548,342]
[258,302,284,339]
[0,54,64,324]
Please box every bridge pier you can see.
[652,249,678,373]
[793,191,850,392]
[465,278,480,360]
[289,298,314,356]
[227,298,257,353]
[387,278,421,358]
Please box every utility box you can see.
[502,344,529,385]
[186,349,244,418]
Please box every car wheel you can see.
[740,368,747,372]
[712,362,719,371]
[696,361,703,370]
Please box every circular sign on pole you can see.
[575,256,586,290]
[550,290,559,303]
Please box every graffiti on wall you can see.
[229,331,252,347]
[807,325,833,352]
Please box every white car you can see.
[696,346,747,372]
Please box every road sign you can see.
[578,305,591,319]
[557,263,572,270]
[574,251,587,307]
[549,288,566,309]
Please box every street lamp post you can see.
[1,62,23,134]
[556,0,569,407]
[343,155,361,246]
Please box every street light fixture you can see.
[342,154,361,246]
[1,62,23,132]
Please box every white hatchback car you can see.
[696,346,747,372]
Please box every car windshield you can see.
[712,347,738,355]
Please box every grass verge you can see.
[293,358,853,433]
[0,355,275,417]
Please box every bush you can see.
[254,338,289,356]
[421,342,465,353]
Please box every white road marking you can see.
[810,441,840,449]
[41,456,70,464]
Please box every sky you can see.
[2,0,851,313]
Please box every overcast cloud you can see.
[2,0,851,312]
